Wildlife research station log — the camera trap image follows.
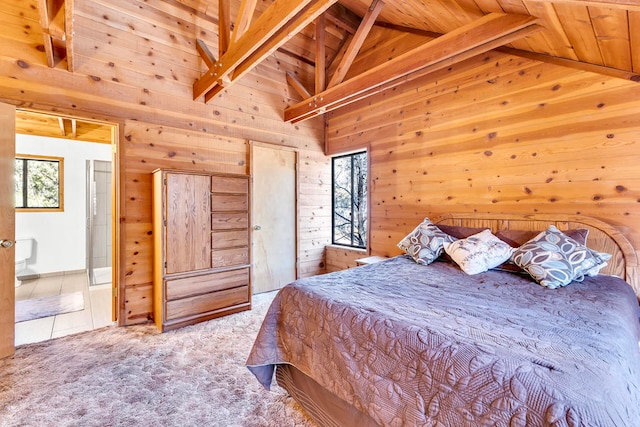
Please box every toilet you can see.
[15,238,35,287]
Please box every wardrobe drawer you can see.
[165,268,249,301]
[212,230,248,249]
[212,247,249,268]
[165,285,249,321]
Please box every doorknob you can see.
[253,225,261,231]
[0,239,14,249]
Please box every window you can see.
[15,154,64,211]
[332,151,368,248]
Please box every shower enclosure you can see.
[86,160,112,286]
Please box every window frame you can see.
[331,150,368,249]
[15,153,65,212]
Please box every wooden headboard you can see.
[432,213,640,298]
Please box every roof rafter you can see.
[326,0,385,89]
[284,12,541,123]
[193,0,338,103]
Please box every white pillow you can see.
[443,230,514,275]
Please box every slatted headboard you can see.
[432,213,640,298]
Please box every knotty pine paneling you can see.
[0,0,330,325]
[327,49,640,275]
[325,246,367,273]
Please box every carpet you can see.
[15,291,85,323]
[0,290,316,427]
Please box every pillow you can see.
[436,224,488,263]
[397,218,455,265]
[511,225,606,289]
[494,228,590,274]
[443,230,514,275]
[584,249,612,276]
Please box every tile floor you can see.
[14,271,115,346]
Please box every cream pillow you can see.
[443,230,514,275]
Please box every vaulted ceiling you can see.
[188,0,639,122]
[32,0,640,124]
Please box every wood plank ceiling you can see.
[33,0,640,124]
[15,111,113,144]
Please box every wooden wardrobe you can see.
[152,169,251,332]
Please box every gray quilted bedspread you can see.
[246,256,640,426]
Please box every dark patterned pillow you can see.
[511,225,603,289]
[494,228,590,274]
[398,218,456,265]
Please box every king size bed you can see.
[246,213,640,426]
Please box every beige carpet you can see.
[15,291,85,323]
[0,291,316,427]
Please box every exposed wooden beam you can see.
[195,0,328,100]
[498,47,640,83]
[48,5,66,41]
[196,0,338,103]
[196,39,217,69]
[286,71,312,99]
[229,0,336,89]
[326,0,384,89]
[284,13,541,123]
[315,15,326,93]
[57,117,66,136]
[232,0,258,43]
[64,0,75,72]
[37,0,56,68]
[71,118,77,138]
[219,0,230,57]
[326,33,352,79]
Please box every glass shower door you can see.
[86,160,112,286]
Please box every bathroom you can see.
[14,131,114,344]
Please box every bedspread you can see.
[246,256,640,426]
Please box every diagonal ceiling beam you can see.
[231,0,258,43]
[315,14,326,93]
[284,13,541,123]
[326,0,385,89]
[213,0,337,103]
[218,0,231,57]
[194,0,337,102]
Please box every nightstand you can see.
[355,256,388,266]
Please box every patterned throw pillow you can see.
[443,229,514,275]
[397,218,456,265]
[511,225,608,289]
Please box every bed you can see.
[246,213,640,426]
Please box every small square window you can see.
[15,154,64,211]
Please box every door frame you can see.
[249,141,299,291]
[14,109,121,323]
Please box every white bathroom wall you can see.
[15,134,112,276]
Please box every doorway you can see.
[13,110,117,346]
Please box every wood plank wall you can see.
[0,0,330,325]
[327,28,640,266]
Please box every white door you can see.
[0,102,16,359]
[251,144,296,293]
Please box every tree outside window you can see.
[15,155,64,211]
[332,151,367,248]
